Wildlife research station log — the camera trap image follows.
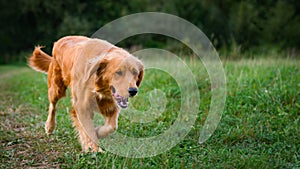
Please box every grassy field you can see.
[0,58,299,168]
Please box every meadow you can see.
[0,58,299,168]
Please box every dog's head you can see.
[93,49,144,109]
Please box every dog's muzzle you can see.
[111,86,129,109]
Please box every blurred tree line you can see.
[0,0,299,63]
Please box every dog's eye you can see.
[116,70,123,76]
[132,70,138,76]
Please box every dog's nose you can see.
[128,87,138,97]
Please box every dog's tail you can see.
[28,46,52,73]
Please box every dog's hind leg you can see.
[45,61,67,135]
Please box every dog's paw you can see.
[96,147,105,153]
[84,146,104,153]
[45,121,55,135]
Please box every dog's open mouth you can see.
[111,86,128,109]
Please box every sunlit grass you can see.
[0,58,299,168]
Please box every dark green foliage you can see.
[1,0,300,63]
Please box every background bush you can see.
[1,0,299,63]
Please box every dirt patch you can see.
[0,104,62,168]
[0,68,61,168]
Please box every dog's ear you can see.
[96,60,108,78]
[94,59,111,94]
[136,67,144,87]
[82,39,113,82]
[85,58,108,82]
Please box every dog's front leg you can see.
[95,110,119,139]
[72,107,102,152]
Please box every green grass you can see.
[0,58,299,168]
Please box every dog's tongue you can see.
[113,93,128,109]
[118,97,128,108]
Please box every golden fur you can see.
[28,36,144,152]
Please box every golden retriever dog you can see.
[28,36,144,152]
